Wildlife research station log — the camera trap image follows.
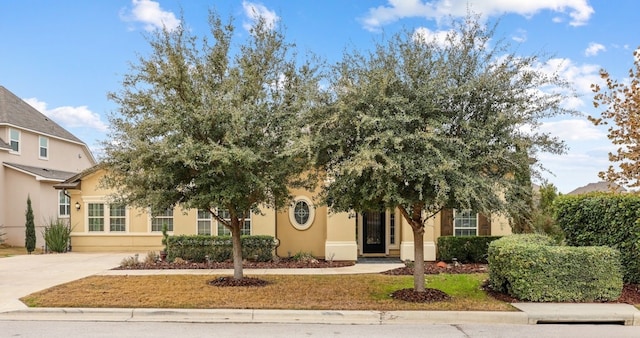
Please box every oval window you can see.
[289,197,315,230]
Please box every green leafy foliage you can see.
[42,219,71,253]
[102,10,323,279]
[0,223,6,245]
[25,196,36,254]
[437,236,502,263]
[307,13,574,291]
[488,234,622,302]
[554,193,640,283]
[167,235,275,263]
[530,181,565,243]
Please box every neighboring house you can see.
[0,86,95,248]
[55,167,511,261]
[567,181,627,195]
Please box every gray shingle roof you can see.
[3,162,77,182]
[0,86,83,143]
[0,136,10,150]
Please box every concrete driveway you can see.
[0,252,129,312]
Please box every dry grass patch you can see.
[0,245,42,257]
[21,273,513,311]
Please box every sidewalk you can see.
[1,253,639,325]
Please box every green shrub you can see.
[167,235,275,263]
[0,223,6,245]
[488,234,622,302]
[25,196,36,253]
[42,218,72,253]
[437,236,502,263]
[554,193,640,283]
[292,251,317,262]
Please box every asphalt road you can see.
[3,321,640,338]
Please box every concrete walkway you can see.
[0,253,639,325]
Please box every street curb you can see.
[0,308,528,325]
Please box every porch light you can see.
[75,202,81,211]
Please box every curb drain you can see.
[537,320,626,325]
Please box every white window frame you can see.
[217,209,251,236]
[9,128,20,154]
[288,196,315,231]
[453,209,478,236]
[197,209,212,235]
[108,204,127,232]
[87,203,105,232]
[388,210,397,248]
[38,136,48,159]
[151,208,174,232]
[58,190,70,218]
[86,202,128,232]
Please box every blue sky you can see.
[0,0,638,193]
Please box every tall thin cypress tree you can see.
[25,195,35,254]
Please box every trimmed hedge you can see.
[554,193,640,283]
[437,236,503,263]
[166,235,276,263]
[488,234,622,302]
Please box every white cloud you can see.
[585,42,606,57]
[512,29,527,43]
[360,0,594,32]
[120,0,180,32]
[242,1,279,32]
[540,119,605,141]
[412,27,455,47]
[23,98,109,132]
[532,57,603,109]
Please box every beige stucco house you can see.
[56,166,511,261]
[0,86,96,248]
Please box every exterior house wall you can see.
[275,187,327,258]
[3,169,55,248]
[1,126,91,171]
[0,126,94,247]
[60,168,512,260]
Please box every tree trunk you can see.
[230,218,244,280]
[412,226,426,292]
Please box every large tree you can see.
[103,12,322,279]
[590,47,640,187]
[308,16,572,292]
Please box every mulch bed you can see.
[208,276,269,287]
[115,258,355,270]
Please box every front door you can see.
[362,210,385,254]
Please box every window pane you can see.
[216,209,250,236]
[88,203,104,232]
[197,209,211,235]
[293,201,310,225]
[10,129,19,152]
[453,209,477,236]
[58,191,70,217]
[39,137,48,158]
[109,204,126,232]
[197,220,211,235]
[151,208,173,231]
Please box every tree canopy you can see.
[103,12,323,279]
[307,15,573,291]
[590,47,640,188]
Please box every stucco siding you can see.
[3,168,60,248]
